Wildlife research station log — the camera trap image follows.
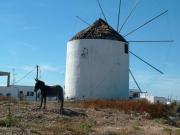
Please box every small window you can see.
[133,93,139,98]
[124,44,128,54]
[20,91,23,94]
[6,93,11,97]
[19,91,24,98]
[27,91,30,96]
[27,91,34,96]
[30,92,34,96]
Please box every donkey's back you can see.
[46,85,63,98]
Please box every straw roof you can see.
[70,18,127,42]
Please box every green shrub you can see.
[80,122,92,133]
[163,127,173,134]
[4,101,17,127]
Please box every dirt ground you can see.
[0,100,180,135]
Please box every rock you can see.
[0,119,6,127]
[176,120,180,127]
[142,112,151,119]
[167,116,180,127]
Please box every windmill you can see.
[64,0,173,100]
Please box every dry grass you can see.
[0,99,179,135]
[81,99,168,118]
[0,96,8,102]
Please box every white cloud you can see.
[40,65,60,72]
[153,75,180,91]
[1,65,63,73]
[129,71,158,87]
[8,50,18,57]
[130,70,180,99]
[20,64,62,73]
[22,43,38,51]
[21,66,35,72]
[23,26,39,31]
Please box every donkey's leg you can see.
[57,91,60,103]
[56,96,59,102]
[40,96,43,108]
[60,99,64,114]
[43,97,46,109]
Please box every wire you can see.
[129,69,141,92]
[119,0,140,33]
[116,0,122,31]
[14,69,35,84]
[128,40,173,43]
[76,16,91,26]
[96,0,108,22]
[124,10,168,37]
[129,51,164,74]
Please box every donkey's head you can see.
[34,79,45,92]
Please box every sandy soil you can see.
[0,100,180,135]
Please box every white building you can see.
[129,89,141,99]
[129,89,168,104]
[140,93,167,104]
[65,19,129,100]
[0,85,35,101]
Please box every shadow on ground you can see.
[31,107,86,117]
[62,108,86,117]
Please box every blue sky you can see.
[0,0,179,99]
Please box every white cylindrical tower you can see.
[65,19,129,100]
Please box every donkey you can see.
[34,79,64,113]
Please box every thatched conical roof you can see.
[70,18,127,42]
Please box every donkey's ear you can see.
[35,78,38,82]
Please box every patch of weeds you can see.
[38,119,93,135]
[80,122,92,133]
[0,96,8,102]
[81,99,168,118]
[4,101,17,127]
[103,131,120,135]
[133,125,141,130]
[0,101,7,106]
[163,127,173,135]
[61,117,72,123]
[30,129,42,135]
[0,119,6,127]
[20,100,29,107]
[155,118,169,125]
[174,129,180,135]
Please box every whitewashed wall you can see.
[65,39,129,100]
[140,93,167,104]
[0,85,35,101]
